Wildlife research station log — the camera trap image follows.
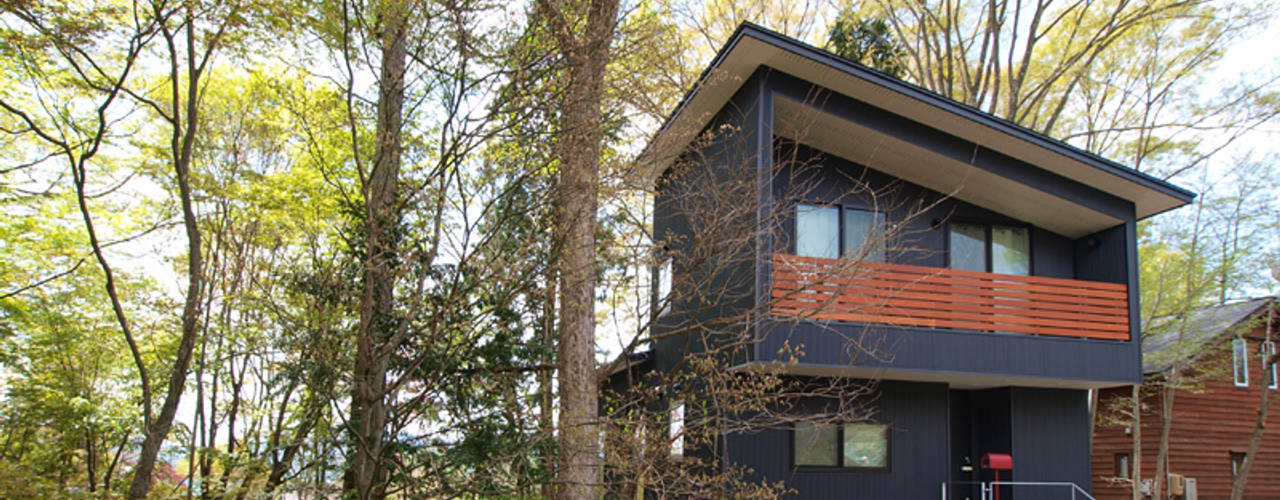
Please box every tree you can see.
[535,0,621,495]
[825,11,906,78]
[1,1,208,497]
[1230,299,1277,500]
[301,0,569,495]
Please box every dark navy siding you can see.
[1075,224,1129,284]
[773,141,1079,276]
[652,70,768,371]
[1032,228,1075,279]
[758,320,1138,384]
[1010,388,1092,498]
[727,380,950,499]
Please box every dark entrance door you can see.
[950,388,1013,500]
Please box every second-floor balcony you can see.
[770,253,1130,341]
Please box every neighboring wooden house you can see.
[1092,297,1280,500]
[620,23,1194,499]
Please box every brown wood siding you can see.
[1092,326,1280,499]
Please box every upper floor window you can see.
[1262,341,1277,389]
[795,204,885,261]
[1233,338,1249,387]
[949,222,1029,275]
[655,257,673,317]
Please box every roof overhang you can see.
[638,23,1194,232]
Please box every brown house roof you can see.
[1143,297,1276,374]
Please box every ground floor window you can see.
[793,421,890,470]
[1114,453,1131,479]
[1231,451,1247,477]
[669,401,684,458]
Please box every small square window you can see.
[794,422,839,466]
[843,423,889,468]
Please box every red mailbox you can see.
[981,453,1013,470]
[981,453,1013,500]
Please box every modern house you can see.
[1092,297,1280,499]
[628,23,1194,498]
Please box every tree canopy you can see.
[0,0,1277,498]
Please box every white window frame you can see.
[795,203,886,261]
[656,257,673,318]
[1263,341,1277,390]
[669,400,684,458]
[1233,338,1249,387]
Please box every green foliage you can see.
[825,11,906,78]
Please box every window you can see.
[1263,341,1277,390]
[796,205,839,259]
[843,423,889,468]
[1115,453,1131,479]
[795,204,885,261]
[655,257,673,317]
[793,422,890,470]
[1231,451,1247,477]
[949,223,986,272]
[794,422,839,466]
[843,208,886,262]
[669,401,684,458]
[948,222,1030,275]
[1234,338,1249,387]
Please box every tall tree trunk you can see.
[1131,384,1142,500]
[540,0,619,496]
[347,1,407,497]
[540,280,557,499]
[128,17,209,499]
[1230,302,1276,500]
[1153,372,1176,500]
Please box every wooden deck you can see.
[770,253,1130,340]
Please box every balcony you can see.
[771,254,1130,341]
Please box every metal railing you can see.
[982,481,1096,500]
[940,481,1097,500]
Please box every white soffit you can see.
[774,95,1120,238]
[641,33,1188,221]
[732,361,1131,390]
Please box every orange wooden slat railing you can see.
[770,253,1131,341]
